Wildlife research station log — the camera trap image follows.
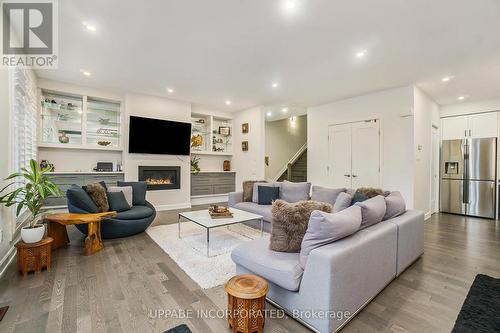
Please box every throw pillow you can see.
[310,186,346,205]
[355,195,386,228]
[107,191,131,212]
[84,183,109,212]
[270,199,332,253]
[258,185,280,205]
[281,180,311,203]
[107,186,133,207]
[356,187,384,198]
[117,181,147,205]
[300,205,362,268]
[82,180,107,192]
[384,191,406,220]
[66,185,99,213]
[252,182,281,203]
[333,191,352,212]
[243,180,265,202]
[351,191,369,204]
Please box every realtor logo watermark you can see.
[1,0,58,68]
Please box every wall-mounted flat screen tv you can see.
[128,116,192,155]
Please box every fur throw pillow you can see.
[270,199,332,253]
[242,180,266,202]
[84,183,109,212]
[356,187,384,198]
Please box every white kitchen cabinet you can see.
[441,112,498,140]
[468,112,498,138]
[441,116,468,140]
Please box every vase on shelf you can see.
[58,132,69,144]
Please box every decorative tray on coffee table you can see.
[209,205,234,219]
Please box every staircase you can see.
[277,149,307,182]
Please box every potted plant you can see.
[191,156,201,174]
[0,159,63,243]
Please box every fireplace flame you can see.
[145,178,173,185]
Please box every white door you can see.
[468,112,498,138]
[351,120,380,188]
[431,126,440,214]
[328,124,352,188]
[441,116,468,140]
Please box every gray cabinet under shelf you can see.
[44,173,125,207]
[191,172,235,196]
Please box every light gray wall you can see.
[265,115,307,180]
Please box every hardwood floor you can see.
[0,211,498,333]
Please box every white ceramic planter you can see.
[21,224,45,243]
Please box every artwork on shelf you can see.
[242,123,249,133]
[191,134,204,148]
[223,160,231,171]
[242,141,248,151]
[219,126,231,136]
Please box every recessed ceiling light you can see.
[283,0,297,11]
[80,69,91,77]
[266,112,272,117]
[167,88,174,94]
[355,50,367,58]
[458,96,466,101]
[225,100,231,105]
[272,82,279,88]
[282,107,288,113]
[442,76,455,82]
[82,21,97,32]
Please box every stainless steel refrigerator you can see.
[440,137,497,219]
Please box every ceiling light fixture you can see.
[282,107,288,113]
[457,96,466,101]
[82,21,97,32]
[355,50,367,58]
[80,69,91,77]
[283,0,297,11]
[442,76,455,82]
[225,100,232,105]
[272,82,279,88]
[167,88,174,94]
[267,112,272,117]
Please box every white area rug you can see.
[146,222,269,289]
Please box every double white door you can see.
[328,120,380,188]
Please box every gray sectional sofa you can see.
[228,183,424,333]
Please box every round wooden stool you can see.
[225,274,269,333]
[15,237,53,276]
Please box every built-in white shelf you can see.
[191,171,235,174]
[191,151,232,156]
[45,171,125,175]
[38,143,123,152]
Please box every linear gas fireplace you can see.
[138,166,181,191]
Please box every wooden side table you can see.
[15,237,53,276]
[225,274,269,333]
[46,212,116,256]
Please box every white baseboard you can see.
[424,211,432,220]
[0,237,20,278]
[154,202,192,212]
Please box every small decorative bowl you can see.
[97,141,111,146]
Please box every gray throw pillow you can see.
[384,191,406,220]
[270,199,332,253]
[311,186,346,205]
[243,180,265,202]
[117,181,147,205]
[355,195,386,228]
[107,191,131,212]
[333,192,352,212]
[107,186,133,207]
[252,182,281,203]
[300,206,362,268]
[281,180,311,203]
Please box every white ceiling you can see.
[36,0,500,111]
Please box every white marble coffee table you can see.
[178,208,264,257]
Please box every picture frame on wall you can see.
[219,126,231,136]
[242,141,248,151]
[242,123,249,133]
